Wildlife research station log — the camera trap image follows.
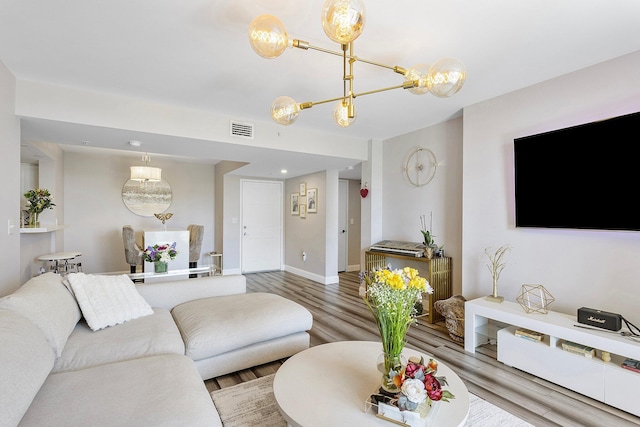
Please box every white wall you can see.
[462,51,640,318]
[0,61,21,296]
[381,118,464,294]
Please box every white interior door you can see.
[338,180,348,272]
[241,180,283,273]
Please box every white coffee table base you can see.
[273,341,469,427]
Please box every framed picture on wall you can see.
[299,182,307,196]
[291,193,299,215]
[300,204,306,218]
[307,188,318,213]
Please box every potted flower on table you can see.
[362,266,454,425]
[143,242,178,273]
[361,266,432,392]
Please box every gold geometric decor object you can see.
[516,284,555,314]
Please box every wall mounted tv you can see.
[514,111,640,231]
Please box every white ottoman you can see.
[171,292,313,380]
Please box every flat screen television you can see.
[514,111,640,231]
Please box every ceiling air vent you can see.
[230,121,254,139]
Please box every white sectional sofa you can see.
[0,272,313,427]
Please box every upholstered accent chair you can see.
[187,224,204,269]
[122,225,143,274]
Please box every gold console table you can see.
[365,251,452,323]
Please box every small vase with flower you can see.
[24,188,55,228]
[143,242,178,274]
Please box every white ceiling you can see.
[2,0,640,178]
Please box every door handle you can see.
[341,230,346,233]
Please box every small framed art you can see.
[300,204,306,218]
[307,188,317,213]
[299,182,307,196]
[291,193,299,215]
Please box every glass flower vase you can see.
[154,261,168,273]
[377,352,406,393]
[28,212,40,228]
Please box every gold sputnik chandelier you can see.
[248,0,466,128]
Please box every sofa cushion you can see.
[53,308,185,373]
[19,354,222,427]
[172,292,313,360]
[0,272,81,356]
[67,273,153,331]
[0,309,56,427]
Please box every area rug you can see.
[210,374,533,427]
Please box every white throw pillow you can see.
[67,273,153,331]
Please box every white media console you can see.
[464,297,640,417]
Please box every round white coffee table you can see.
[273,341,469,427]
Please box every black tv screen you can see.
[514,111,640,231]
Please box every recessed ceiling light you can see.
[281,169,288,174]
[129,140,142,147]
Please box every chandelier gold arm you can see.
[292,39,408,75]
[298,80,418,110]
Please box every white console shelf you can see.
[464,297,640,416]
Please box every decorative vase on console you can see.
[420,214,437,260]
[361,266,432,393]
[154,261,168,274]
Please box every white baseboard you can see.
[346,264,361,272]
[283,265,339,285]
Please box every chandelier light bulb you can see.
[333,100,356,127]
[248,14,290,59]
[427,57,466,98]
[321,0,366,44]
[405,64,431,95]
[271,96,300,125]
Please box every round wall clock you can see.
[404,147,438,187]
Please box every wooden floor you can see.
[205,271,640,427]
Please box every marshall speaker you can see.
[577,307,622,332]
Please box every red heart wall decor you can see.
[360,187,369,198]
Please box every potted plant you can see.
[420,214,438,258]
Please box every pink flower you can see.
[404,360,425,379]
[424,374,443,401]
